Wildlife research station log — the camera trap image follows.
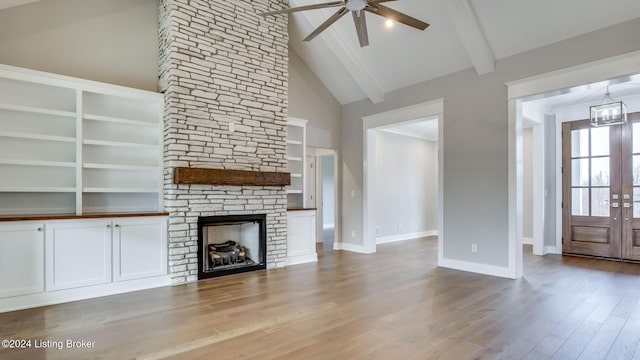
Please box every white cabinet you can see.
[0,216,169,313]
[0,223,45,298]
[46,219,112,291]
[287,118,307,208]
[0,65,164,216]
[113,217,168,281]
[287,210,318,265]
[46,217,168,290]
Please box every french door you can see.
[563,113,640,261]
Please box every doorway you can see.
[307,147,338,251]
[562,113,640,260]
[362,99,444,255]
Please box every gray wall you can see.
[523,128,533,239]
[544,114,557,248]
[288,49,342,150]
[321,155,335,227]
[374,131,438,239]
[0,0,160,91]
[341,18,640,267]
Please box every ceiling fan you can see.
[260,0,429,47]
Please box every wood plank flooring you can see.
[1,237,640,359]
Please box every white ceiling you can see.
[287,0,640,105]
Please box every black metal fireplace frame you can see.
[197,214,267,280]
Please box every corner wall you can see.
[374,131,438,240]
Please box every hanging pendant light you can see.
[590,86,627,127]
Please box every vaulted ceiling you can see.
[286,0,640,105]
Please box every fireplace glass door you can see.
[198,214,266,279]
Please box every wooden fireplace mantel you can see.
[173,167,291,187]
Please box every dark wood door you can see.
[563,120,622,258]
[563,113,640,261]
[622,113,640,261]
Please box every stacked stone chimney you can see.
[159,0,289,283]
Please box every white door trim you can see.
[507,49,640,277]
[362,98,444,256]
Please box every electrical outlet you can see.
[398,223,402,229]
[471,243,478,253]
[376,227,381,236]
[351,230,356,238]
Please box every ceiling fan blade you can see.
[365,3,429,30]
[352,11,369,47]
[304,7,350,42]
[260,1,344,16]
[367,0,398,3]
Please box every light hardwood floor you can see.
[1,237,640,360]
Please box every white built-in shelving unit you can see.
[0,65,164,216]
[286,118,307,208]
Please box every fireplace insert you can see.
[197,214,267,279]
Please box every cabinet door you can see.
[0,223,45,298]
[46,219,112,291]
[113,217,167,281]
[287,211,318,265]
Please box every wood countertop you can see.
[287,208,317,212]
[0,212,170,222]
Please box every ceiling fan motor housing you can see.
[346,0,367,11]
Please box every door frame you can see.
[362,99,444,255]
[309,148,338,247]
[507,49,640,278]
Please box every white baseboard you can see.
[322,223,335,230]
[376,230,438,244]
[287,252,318,266]
[0,275,171,314]
[544,245,562,255]
[333,242,375,254]
[438,258,515,279]
[522,237,534,245]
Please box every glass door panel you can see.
[563,120,620,258]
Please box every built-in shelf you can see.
[83,163,159,171]
[0,131,75,143]
[0,159,76,168]
[0,64,164,216]
[83,187,161,193]
[83,139,158,148]
[0,103,76,118]
[84,113,159,128]
[0,187,76,193]
[286,118,307,208]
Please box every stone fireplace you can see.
[159,0,289,283]
[198,214,267,279]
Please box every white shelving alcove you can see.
[0,65,169,313]
[0,64,164,216]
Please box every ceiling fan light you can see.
[385,19,394,28]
